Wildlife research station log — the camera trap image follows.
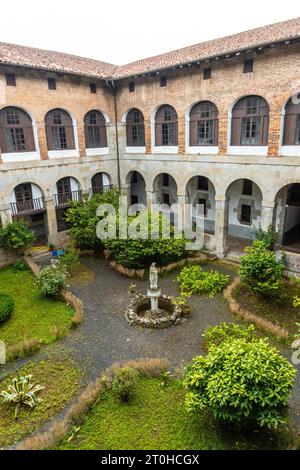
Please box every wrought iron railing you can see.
[89,184,113,196]
[54,190,83,207]
[10,197,45,216]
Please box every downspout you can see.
[106,79,121,190]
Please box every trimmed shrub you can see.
[0,220,35,254]
[177,265,229,298]
[184,337,296,429]
[239,240,284,297]
[0,292,14,324]
[103,210,186,269]
[12,259,28,272]
[112,367,138,402]
[254,225,278,251]
[36,262,67,297]
[203,322,256,350]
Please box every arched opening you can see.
[45,109,75,150]
[54,177,81,232]
[185,176,216,234]
[126,109,145,147]
[275,183,300,251]
[84,110,107,148]
[155,105,178,146]
[153,173,178,223]
[189,101,218,146]
[225,179,263,251]
[0,107,35,153]
[282,98,300,146]
[126,171,146,206]
[10,183,47,244]
[91,172,112,195]
[231,96,269,146]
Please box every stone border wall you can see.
[223,277,289,341]
[105,251,209,279]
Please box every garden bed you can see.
[0,356,81,448]
[56,377,292,450]
[232,280,300,338]
[0,266,75,359]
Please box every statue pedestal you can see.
[147,288,161,312]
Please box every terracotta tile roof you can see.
[113,17,300,78]
[0,18,299,81]
[0,42,117,79]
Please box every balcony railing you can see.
[54,190,83,208]
[89,184,113,196]
[10,197,45,216]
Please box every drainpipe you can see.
[106,79,121,190]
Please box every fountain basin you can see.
[125,294,183,329]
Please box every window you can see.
[160,76,167,87]
[155,105,178,146]
[198,198,207,217]
[283,99,300,145]
[162,173,169,186]
[131,172,138,184]
[0,106,35,153]
[45,109,75,150]
[129,81,135,92]
[197,176,209,191]
[5,73,16,86]
[131,195,138,205]
[241,204,252,224]
[91,173,105,194]
[203,67,211,80]
[189,101,218,146]
[126,109,145,146]
[48,78,56,90]
[163,193,170,205]
[244,59,254,73]
[90,83,97,94]
[231,96,269,146]
[242,179,253,196]
[84,110,107,148]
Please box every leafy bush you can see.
[254,225,278,251]
[177,265,229,298]
[0,374,44,419]
[0,220,35,254]
[0,292,14,324]
[65,189,120,249]
[239,240,284,296]
[103,210,186,269]
[59,249,80,274]
[184,337,296,429]
[36,261,67,297]
[203,322,256,350]
[12,259,28,272]
[112,367,138,402]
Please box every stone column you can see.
[261,201,275,232]
[215,195,229,258]
[0,204,12,226]
[45,197,59,246]
[146,190,156,209]
[177,194,188,232]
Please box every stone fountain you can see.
[125,262,186,329]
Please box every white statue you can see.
[149,262,158,291]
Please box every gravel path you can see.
[1,257,299,439]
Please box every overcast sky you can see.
[1,0,299,64]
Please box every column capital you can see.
[262,200,276,209]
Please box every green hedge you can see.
[0,293,14,324]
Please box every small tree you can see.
[0,220,35,255]
[239,240,284,296]
[65,188,120,249]
[254,225,278,251]
[184,337,296,429]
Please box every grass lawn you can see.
[233,280,300,337]
[57,377,292,451]
[0,356,81,447]
[0,266,74,347]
